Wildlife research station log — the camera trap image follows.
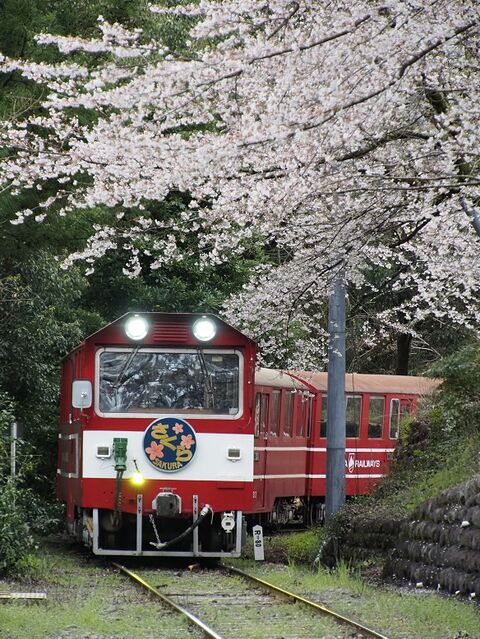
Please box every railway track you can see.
[114,562,391,639]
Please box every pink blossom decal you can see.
[145,441,164,461]
[173,423,184,435]
[180,434,195,450]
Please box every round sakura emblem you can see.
[143,417,197,472]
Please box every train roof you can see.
[255,368,312,390]
[294,371,440,395]
[255,368,439,395]
[63,311,255,359]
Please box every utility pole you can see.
[325,271,346,520]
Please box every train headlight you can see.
[130,471,145,487]
[125,315,149,341]
[192,316,216,342]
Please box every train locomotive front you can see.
[57,312,256,557]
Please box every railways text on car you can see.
[57,312,437,557]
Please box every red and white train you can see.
[57,312,437,557]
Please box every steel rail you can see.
[223,565,391,639]
[113,563,226,639]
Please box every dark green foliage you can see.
[0,0,164,119]
[0,394,39,570]
[428,343,480,389]
[0,471,64,571]
[0,346,71,573]
[83,243,263,319]
[0,253,102,571]
[0,252,103,493]
[347,263,471,375]
[0,252,100,405]
[0,479,36,571]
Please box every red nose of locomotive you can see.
[58,312,256,557]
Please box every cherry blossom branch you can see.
[398,20,477,78]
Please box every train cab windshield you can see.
[96,348,242,418]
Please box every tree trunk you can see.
[396,333,412,375]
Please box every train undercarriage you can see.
[70,495,324,558]
[71,494,246,557]
[247,497,325,528]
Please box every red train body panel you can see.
[57,312,437,556]
[252,370,437,524]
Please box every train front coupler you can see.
[149,503,213,550]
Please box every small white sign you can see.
[252,524,264,561]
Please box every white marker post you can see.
[252,525,264,561]
[11,421,18,478]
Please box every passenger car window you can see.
[283,391,293,436]
[254,393,261,438]
[269,390,280,435]
[297,394,306,437]
[346,396,361,438]
[320,394,327,437]
[368,396,385,438]
[306,396,313,438]
[254,393,269,438]
[320,394,361,437]
[389,398,400,438]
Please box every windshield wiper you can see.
[197,349,215,409]
[112,347,139,390]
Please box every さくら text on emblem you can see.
[143,417,197,472]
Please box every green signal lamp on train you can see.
[113,437,128,472]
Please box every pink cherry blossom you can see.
[145,441,164,461]
[173,423,184,434]
[0,2,479,367]
[180,434,195,450]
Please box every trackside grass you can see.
[230,558,480,639]
[2,536,478,639]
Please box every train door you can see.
[389,396,414,439]
[253,391,269,510]
[306,391,324,498]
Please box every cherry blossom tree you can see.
[0,1,479,367]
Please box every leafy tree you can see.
[0,0,258,504]
[0,1,478,369]
[0,252,102,487]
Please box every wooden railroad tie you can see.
[0,592,47,600]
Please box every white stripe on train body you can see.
[82,431,254,481]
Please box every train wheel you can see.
[306,500,325,525]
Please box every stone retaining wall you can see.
[320,513,404,567]
[384,476,480,596]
